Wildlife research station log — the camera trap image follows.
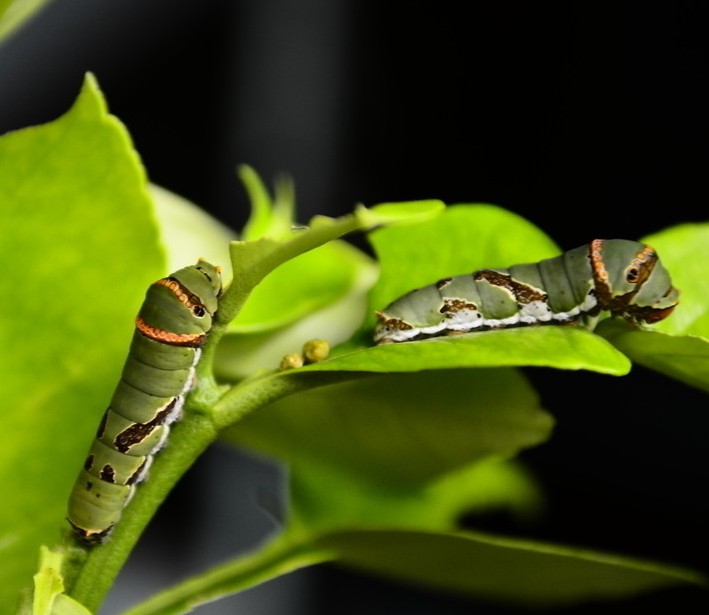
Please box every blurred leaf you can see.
[0,74,164,613]
[284,456,545,535]
[231,240,373,333]
[353,199,445,229]
[215,251,377,380]
[239,164,296,241]
[317,528,707,608]
[0,0,53,43]
[226,369,553,488]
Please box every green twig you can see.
[119,536,336,615]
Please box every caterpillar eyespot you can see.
[626,267,640,283]
[66,261,222,544]
[374,239,679,344]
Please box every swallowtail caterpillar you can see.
[374,239,679,344]
[67,260,222,544]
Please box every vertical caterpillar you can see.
[374,239,679,344]
[67,260,222,543]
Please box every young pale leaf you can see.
[230,240,374,334]
[23,547,91,615]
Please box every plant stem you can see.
[119,536,336,615]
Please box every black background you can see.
[2,2,708,613]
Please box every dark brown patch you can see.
[439,298,478,314]
[100,465,116,483]
[473,269,547,304]
[436,278,452,290]
[67,519,113,544]
[113,400,176,453]
[375,311,414,331]
[83,454,95,471]
[624,303,676,324]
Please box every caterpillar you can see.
[67,260,222,544]
[374,239,679,344]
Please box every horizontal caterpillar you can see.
[67,260,222,544]
[374,239,679,344]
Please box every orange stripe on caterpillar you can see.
[135,315,207,347]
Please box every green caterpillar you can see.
[374,239,679,344]
[67,260,222,544]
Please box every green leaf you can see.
[597,320,709,393]
[353,199,445,229]
[317,528,707,608]
[230,240,373,334]
[239,164,296,241]
[284,455,545,536]
[0,74,164,613]
[0,0,53,43]
[23,547,91,615]
[642,222,709,338]
[311,326,631,375]
[226,369,553,488]
[113,443,706,612]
